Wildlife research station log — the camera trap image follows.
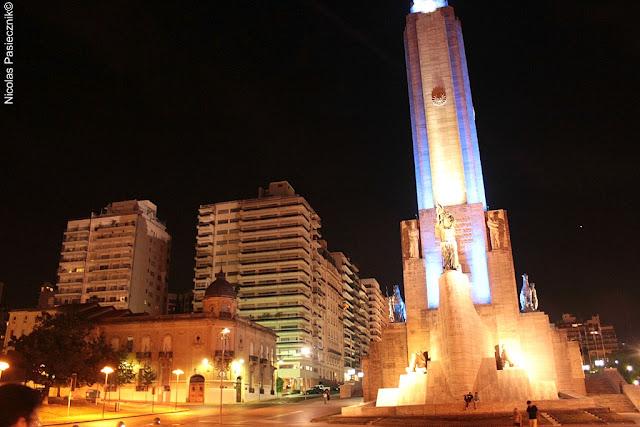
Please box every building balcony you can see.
[135,352,152,360]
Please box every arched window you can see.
[141,336,151,352]
[161,335,172,352]
[110,337,120,351]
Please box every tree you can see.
[11,310,118,397]
[139,363,157,388]
[138,364,157,402]
[116,355,137,401]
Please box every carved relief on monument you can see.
[431,86,447,106]
[401,219,421,259]
[435,204,461,271]
[486,210,508,250]
[519,273,539,312]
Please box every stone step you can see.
[591,394,638,413]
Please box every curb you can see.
[42,409,190,426]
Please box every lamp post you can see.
[276,359,283,397]
[301,347,311,400]
[100,366,114,419]
[220,327,231,426]
[172,369,184,411]
[0,361,9,382]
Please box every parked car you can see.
[305,385,330,395]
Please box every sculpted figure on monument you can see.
[387,285,407,323]
[486,210,506,250]
[407,350,429,373]
[519,274,539,312]
[407,221,420,259]
[435,204,461,271]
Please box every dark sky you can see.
[2,1,639,342]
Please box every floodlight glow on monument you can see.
[411,0,447,14]
[361,0,589,412]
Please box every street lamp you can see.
[276,359,284,397]
[172,369,184,411]
[219,327,231,426]
[100,366,114,418]
[301,347,311,400]
[0,361,9,382]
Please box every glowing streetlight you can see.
[219,327,231,425]
[172,369,184,411]
[100,366,114,418]
[357,372,365,379]
[0,361,9,381]
[627,365,634,372]
[276,359,284,397]
[301,347,311,399]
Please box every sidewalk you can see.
[40,401,185,426]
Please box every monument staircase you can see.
[584,370,639,413]
[591,394,638,413]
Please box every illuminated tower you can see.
[403,0,492,309]
[360,1,587,406]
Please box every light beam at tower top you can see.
[411,0,448,14]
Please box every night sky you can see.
[2,1,639,342]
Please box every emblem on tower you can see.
[431,86,447,106]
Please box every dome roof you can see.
[204,270,237,298]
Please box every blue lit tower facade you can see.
[402,1,511,311]
[364,1,587,404]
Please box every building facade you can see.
[362,278,386,343]
[55,200,171,315]
[556,313,619,366]
[99,273,277,404]
[331,252,370,376]
[193,182,347,390]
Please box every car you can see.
[305,385,330,395]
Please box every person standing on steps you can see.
[526,400,538,427]
[512,408,522,427]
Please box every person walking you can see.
[463,392,472,410]
[526,400,538,427]
[0,384,42,427]
[473,391,479,409]
[322,389,329,404]
[513,408,522,427]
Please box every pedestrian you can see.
[0,384,43,427]
[463,392,472,410]
[526,400,538,427]
[473,391,479,409]
[322,389,328,404]
[513,408,522,427]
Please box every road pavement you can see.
[44,396,364,427]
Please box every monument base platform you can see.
[341,397,598,418]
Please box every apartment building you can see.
[193,182,344,390]
[331,252,370,375]
[55,200,171,315]
[361,278,386,343]
[556,313,619,365]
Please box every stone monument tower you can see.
[363,1,586,407]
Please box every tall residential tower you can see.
[55,200,171,315]
[194,182,347,389]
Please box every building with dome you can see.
[96,270,277,404]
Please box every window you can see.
[141,336,151,352]
[126,337,134,352]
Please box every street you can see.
[46,396,363,427]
